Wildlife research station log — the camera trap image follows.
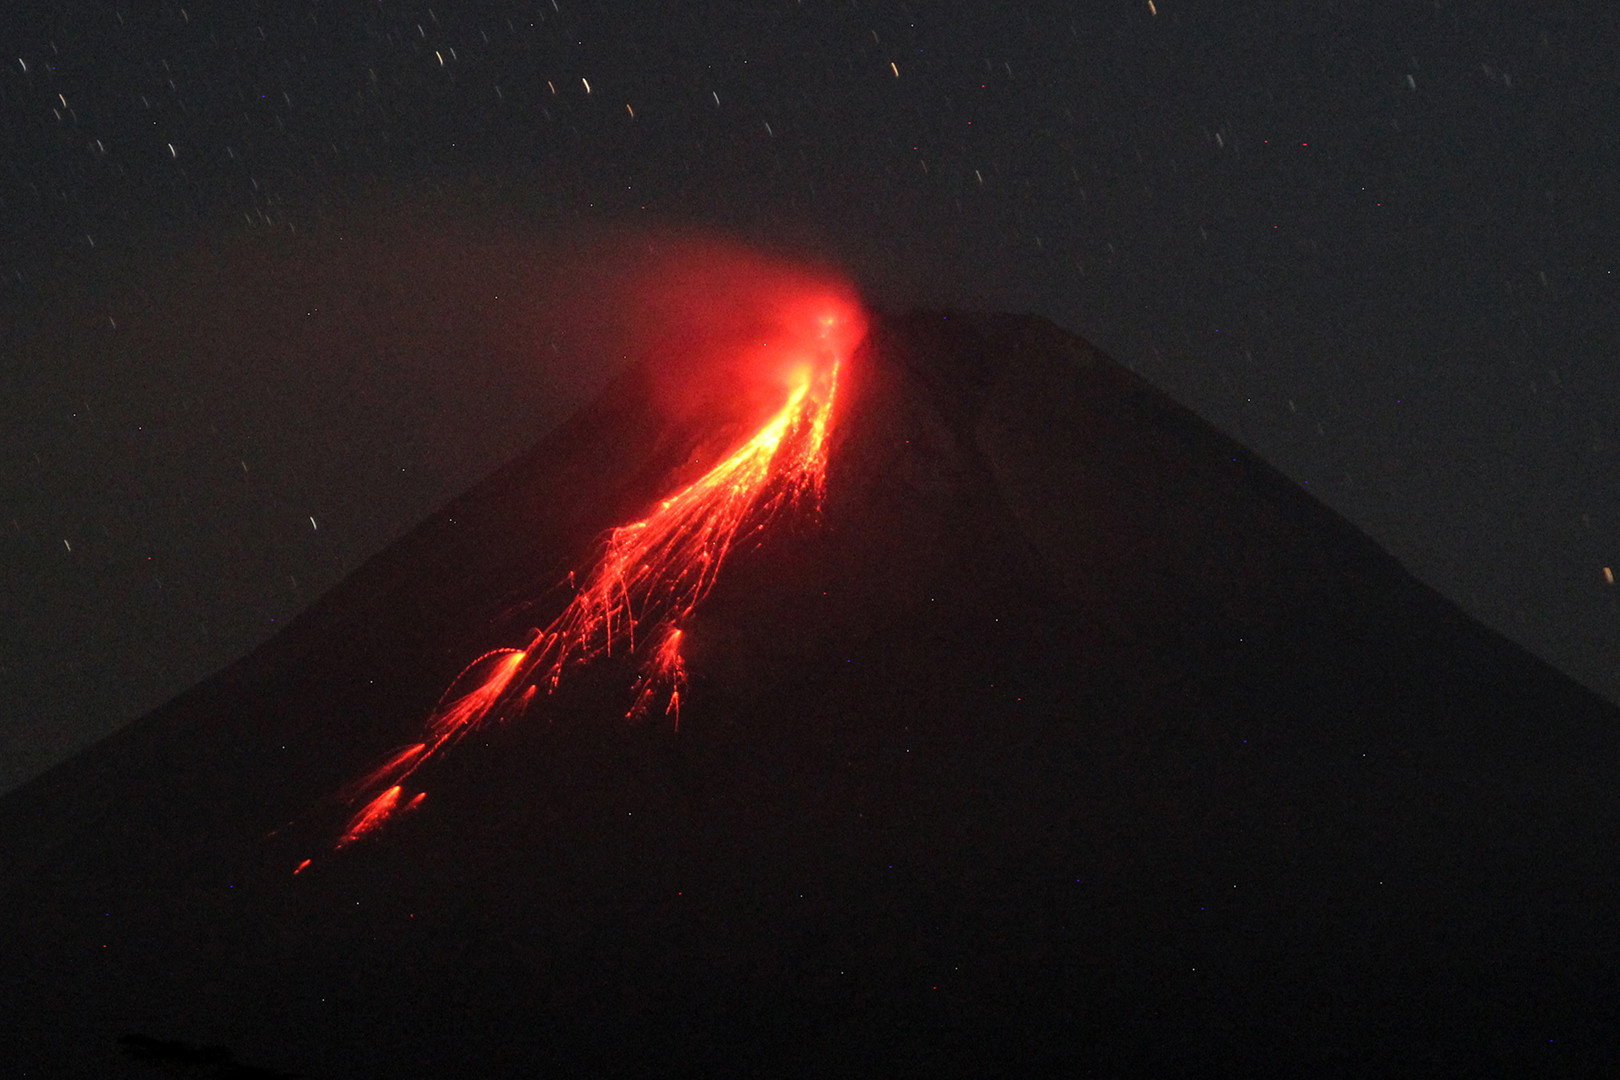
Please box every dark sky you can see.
[3,0,1618,794]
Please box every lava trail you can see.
[323,301,861,854]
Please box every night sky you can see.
[3,0,1618,795]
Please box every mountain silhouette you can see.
[2,310,1617,1077]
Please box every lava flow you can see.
[323,296,862,854]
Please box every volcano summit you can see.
[2,310,1618,1077]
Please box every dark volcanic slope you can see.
[3,312,1619,1077]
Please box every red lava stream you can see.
[308,294,865,861]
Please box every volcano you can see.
[3,310,1619,1077]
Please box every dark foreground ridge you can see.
[2,311,1617,1076]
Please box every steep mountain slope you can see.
[3,311,1618,1077]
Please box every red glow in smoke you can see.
[319,245,865,858]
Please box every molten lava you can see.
[323,296,861,855]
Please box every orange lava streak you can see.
[627,626,689,726]
[313,300,858,861]
[339,785,402,848]
[425,647,531,745]
[532,360,836,687]
[344,742,426,801]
